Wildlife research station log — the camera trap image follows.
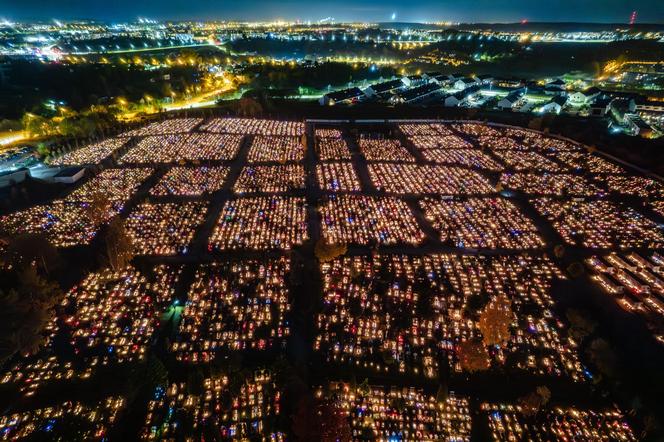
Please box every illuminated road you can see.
[64,42,228,56]
[0,131,27,148]
[163,98,219,111]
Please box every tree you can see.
[85,192,113,227]
[381,349,396,366]
[478,295,513,347]
[457,339,490,373]
[36,143,52,159]
[102,217,134,271]
[436,382,449,403]
[519,392,542,416]
[567,262,585,278]
[236,97,263,117]
[528,117,543,131]
[466,292,490,313]
[22,113,53,137]
[146,355,169,390]
[125,355,169,404]
[2,232,60,276]
[40,413,97,441]
[519,385,551,416]
[536,386,551,405]
[314,239,347,263]
[358,378,370,396]
[291,397,317,441]
[0,118,22,132]
[318,399,352,442]
[349,374,357,391]
[187,369,206,396]
[587,338,620,380]
[58,115,85,138]
[0,265,64,363]
[566,309,597,342]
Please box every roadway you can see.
[61,42,228,56]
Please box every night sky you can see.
[1,0,663,23]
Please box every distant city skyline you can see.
[1,0,664,24]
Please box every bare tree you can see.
[85,191,113,227]
[102,217,134,272]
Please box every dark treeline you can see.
[484,39,664,77]
[242,62,397,90]
[230,35,664,80]
[0,61,199,119]
[229,37,412,60]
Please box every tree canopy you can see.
[457,339,490,373]
[85,191,113,227]
[314,239,347,263]
[0,265,64,364]
[1,232,60,276]
[478,295,513,347]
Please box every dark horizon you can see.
[1,0,664,24]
